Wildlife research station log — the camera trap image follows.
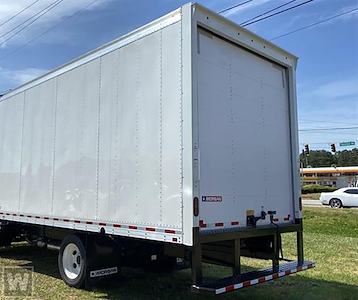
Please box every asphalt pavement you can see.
[302,199,358,209]
[302,199,323,207]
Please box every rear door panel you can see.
[197,28,294,230]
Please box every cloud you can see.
[0,67,48,87]
[0,0,113,48]
[285,4,358,30]
[297,75,358,145]
[311,78,358,99]
[297,76,358,115]
[299,75,358,102]
[323,5,358,25]
[221,0,278,18]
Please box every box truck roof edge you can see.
[0,3,298,103]
[192,3,298,63]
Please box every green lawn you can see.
[301,193,321,200]
[1,207,357,300]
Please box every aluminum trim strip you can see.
[0,211,182,244]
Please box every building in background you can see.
[300,166,358,187]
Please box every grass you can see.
[1,207,357,300]
[303,207,358,238]
[301,193,321,200]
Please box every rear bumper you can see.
[199,222,301,243]
[192,260,315,296]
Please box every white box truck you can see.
[0,3,314,295]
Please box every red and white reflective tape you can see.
[273,215,291,222]
[200,215,292,229]
[0,211,181,243]
[214,263,315,295]
[199,220,240,228]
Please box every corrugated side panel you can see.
[197,29,294,230]
[20,79,57,215]
[97,21,183,229]
[53,59,100,219]
[0,17,183,243]
[0,94,24,212]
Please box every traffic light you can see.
[304,144,310,156]
[330,143,336,154]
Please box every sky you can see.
[0,0,357,153]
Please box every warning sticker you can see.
[246,210,255,216]
[202,196,222,202]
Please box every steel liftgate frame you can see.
[190,220,315,295]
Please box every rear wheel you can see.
[58,235,86,288]
[330,198,342,209]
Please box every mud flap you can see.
[85,234,121,288]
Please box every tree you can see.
[337,148,358,166]
[300,148,358,168]
[300,150,337,167]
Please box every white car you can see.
[320,187,358,208]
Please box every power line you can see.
[301,133,358,136]
[299,126,358,132]
[240,0,297,26]
[299,118,358,126]
[218,0,253,14]
[300,140,358,145]
[300,117,358,123]
[0,0,65,47]
[242,0,315,27]
[0,0,100,62]
[0,0,42,28]
[301,122,358,127]
[0,0,63,40]
[270,7,358,40]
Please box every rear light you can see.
[299,196,302,211]
[193,197,199,217]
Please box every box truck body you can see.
[0,3,313,294]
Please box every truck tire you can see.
[330,198,342,209]
[58,235,86,288]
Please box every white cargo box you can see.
[0,3,300,246]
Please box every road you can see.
[302,199,358,209]
[302,200,323,207]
